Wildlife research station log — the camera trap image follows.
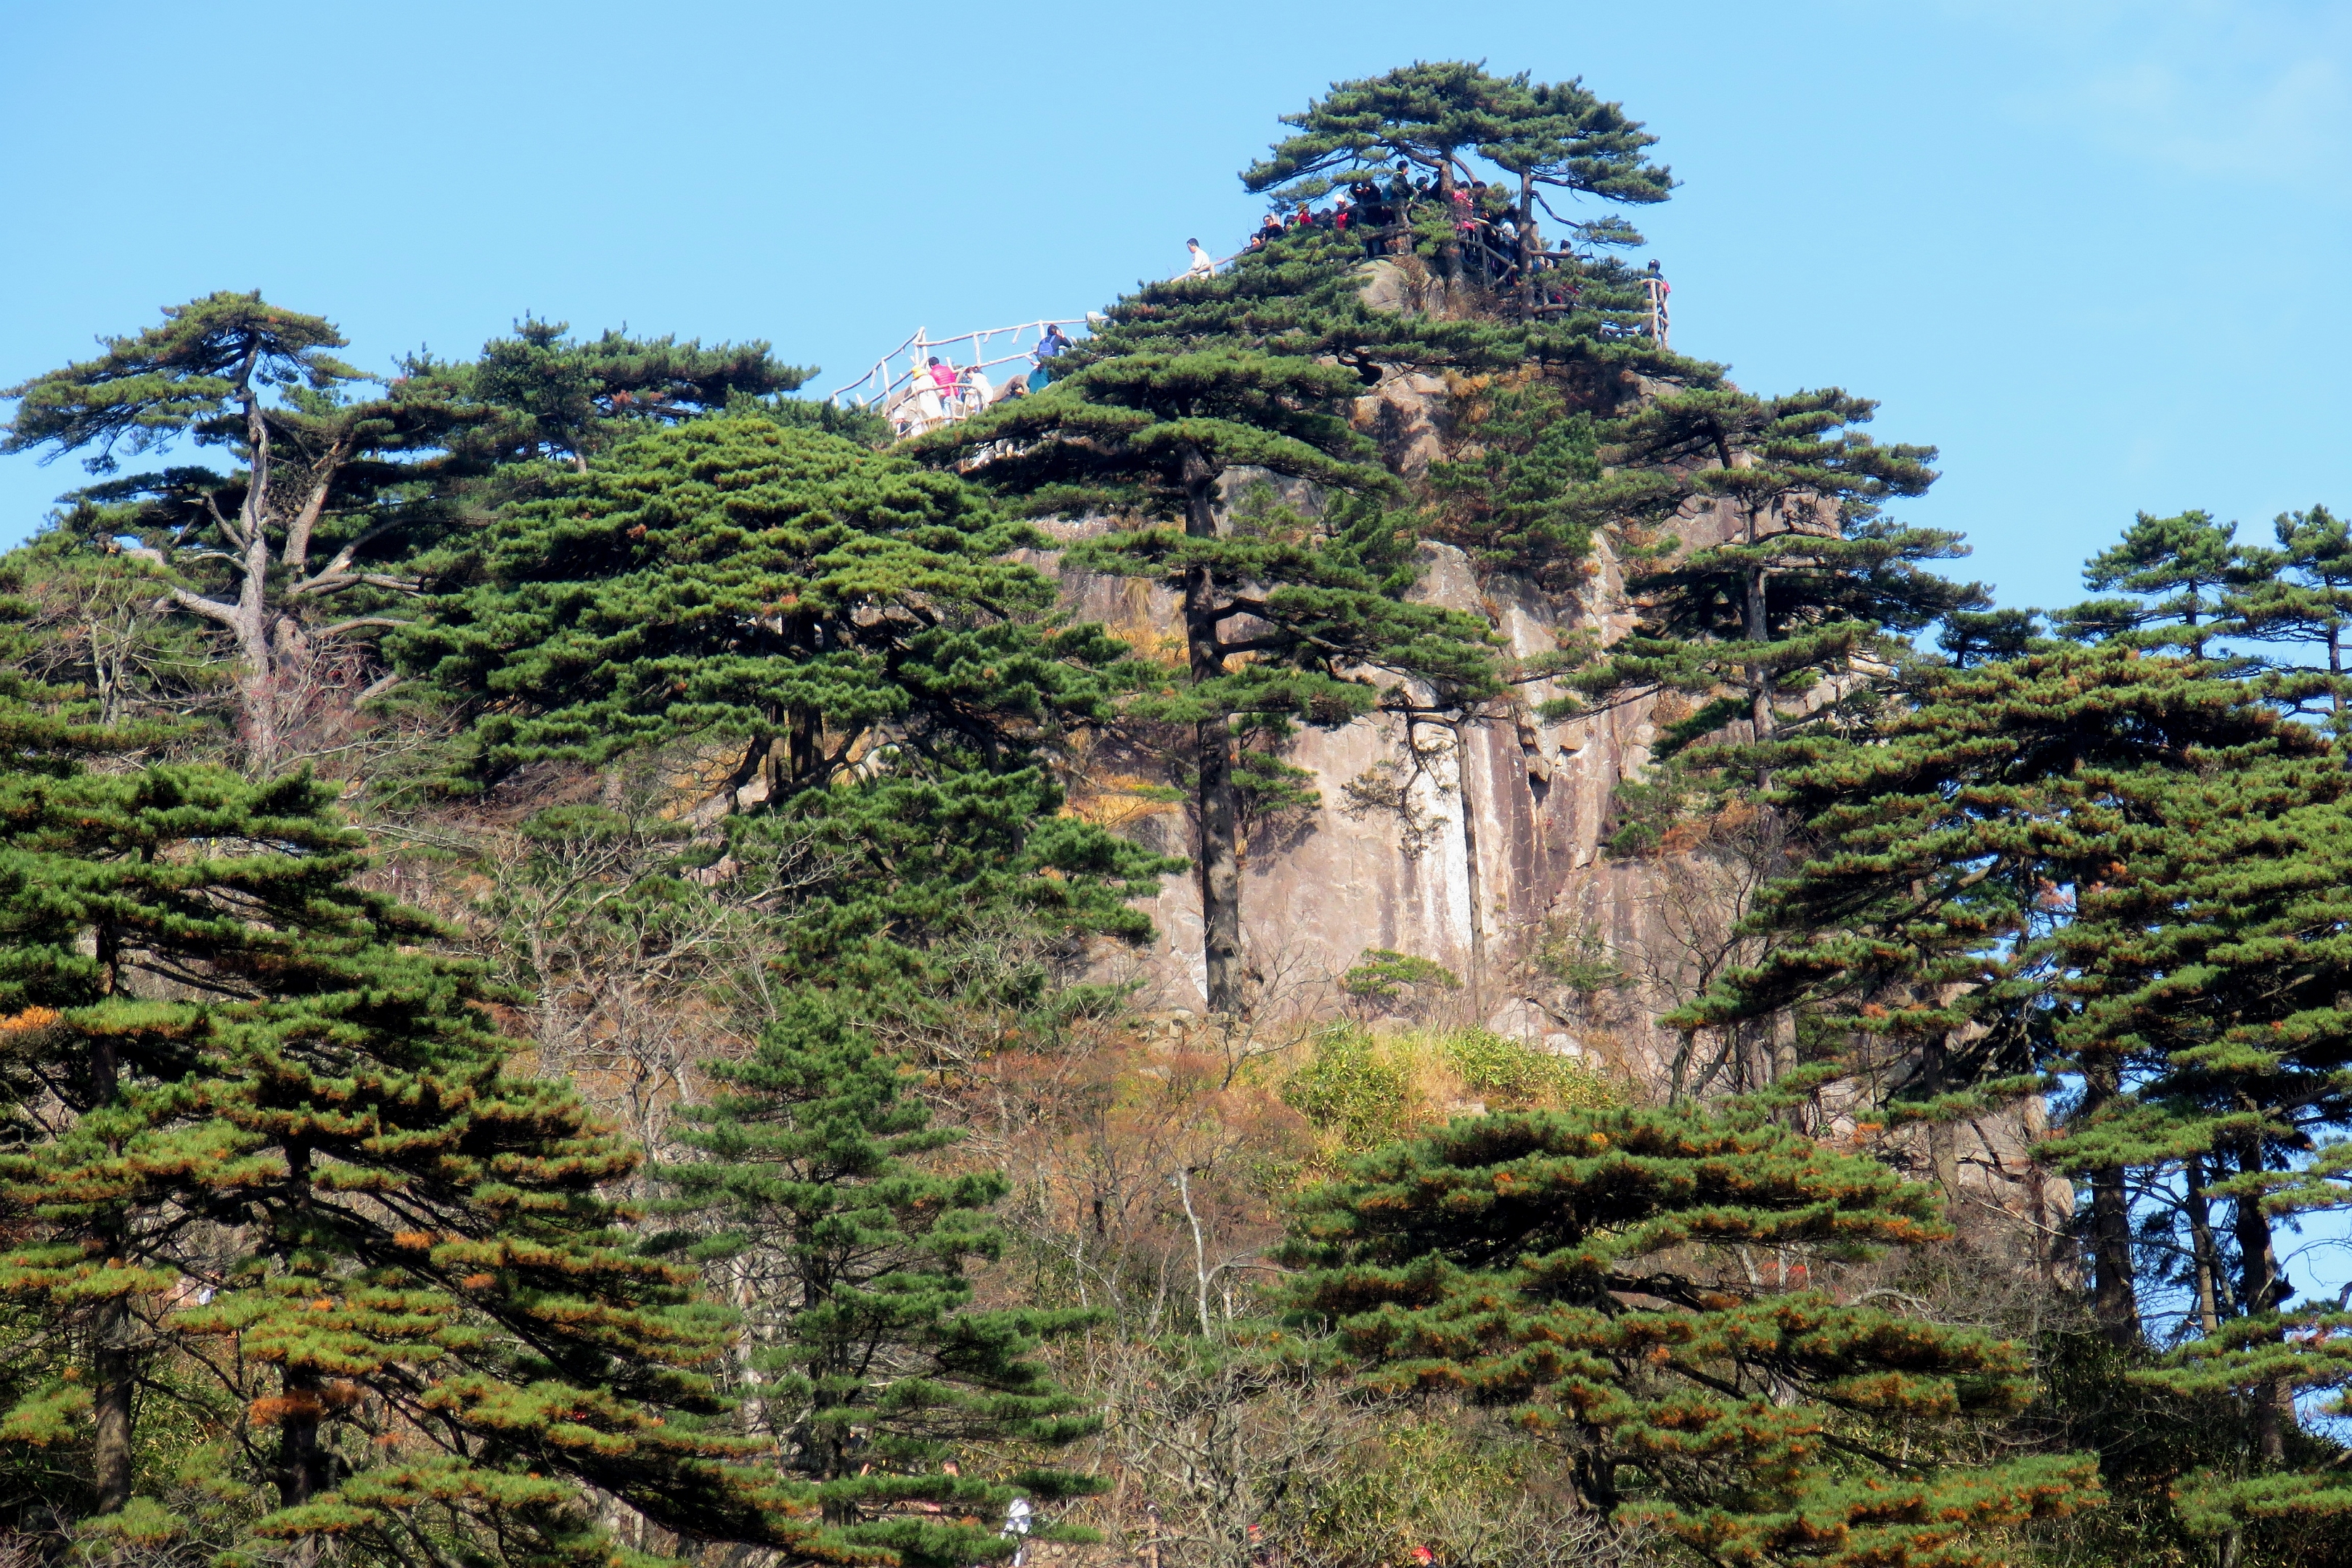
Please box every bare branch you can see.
[204,490,249,551]
[287,513,412,598]
[157,586,243,630]
[281,431,354,576]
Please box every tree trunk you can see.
[237,388,283,772]
[1450,717,1485,1013]
[1919,1035,1960,1199]
[1180,447,1243,1016]
[1516,172,1538,314]
[275,1367,327,1508]
[1193,698,1242,1016]
[1434,150,1461,286]
[2231,1135,2293,1464]
[2088,1164,2139,1347]
[1744,507,1773,791]
[2082,1055,2141,1347]
[91,1291,134,1516]
[2186,1154,2223,1336]
[81,926,137,1516]
[277,1146,332,1509]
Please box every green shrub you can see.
[1438,1026,1615,1110]
[1342,948,1462,1003]
[1281,1027,1419,1153]
[1534,918,1631,995]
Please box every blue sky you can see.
[4,0,2346,613]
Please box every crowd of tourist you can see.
[1237,169,1673,324]
[1242,163,1539,279]
[883,322,1076,438]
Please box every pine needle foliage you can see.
[394,413,1132,800]
[2040,741,2352,1532]
[2220,504,2352,722]
[2054,510,2245,657]
[1685,648,2319,1336]
[653,996,1101,1568]
[1688,643,2352,1545]
[1421,375,1601,584]
[1241,62,1673,282]
[1558,388,1976,773]
[728,761,1179,1000]
[0,688,804,1564]
[1286,1105,2101,1566]
[422,315,812,473]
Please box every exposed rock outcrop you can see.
[1036,366,2067,1254]
[1042,362,1736,1087]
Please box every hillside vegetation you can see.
[1,61,2348,1568]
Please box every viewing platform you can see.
[828,319,1090,438]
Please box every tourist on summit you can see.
[907,366,944,431]
[1257,213,1284,247]
[1185,237,1214,277]
[1029,324,1070,392]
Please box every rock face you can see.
[1037,367,2067,1254]
[1042,365,1743,1091]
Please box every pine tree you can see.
[1243,62,1521,283]
[1419,374,1601,584]
[1241,63,1672,287]
[2053,508,2244,656]
[1476,75,1674,307]
[409,314,813,477]
[2038,740,2352,1538]
[1683,647,2308,1346]
[396,409,1175,1021]
[912,231,1506,1013]
[0,689,817,1560]
[393,413,1127,802]
[2,293,379,761]
[730,759,1179,1000]
[2223,504,2352,720]
[1561,388,1972,785]
[0,534,231,729]
[1683,626,2352,1554]
[4,295,811,769]
[654,996,1101,1568]
[1286,1103,2100,1566]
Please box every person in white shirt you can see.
[1185,237,1214,278]
[1003,1495,1034,1567]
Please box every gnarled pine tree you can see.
[1287,1103,2099,1566]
